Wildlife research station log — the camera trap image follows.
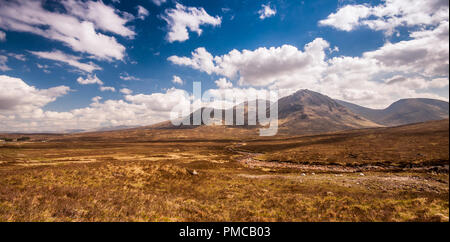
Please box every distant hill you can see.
[66,90,448,137]
[336,98,449,126]
[160,89,380,135]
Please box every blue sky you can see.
[0,0,448,132]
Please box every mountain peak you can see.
[286,89,337,108]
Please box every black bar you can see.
[0,222,447,241]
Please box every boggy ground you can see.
[0,120,448,221]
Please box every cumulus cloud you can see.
[168,47,216,74]
[77,74,115,91]
[30,50,101,73]
[170,26,449,109]
[0,55,10,71]
[363,21,449,77]
[62,0,135,37]
[428,78,450,88]
[162,3,221,43]
[119,72,140,81]
[215,78,233,89]
[169,38,330,86]
[0,76,254,132]
[0,75,70,112]
[0,0,132,60]
[0,74,155,131]
[319,0,449,35]
[384,75,449,90]
[319,21,449,107]
[91,96,102,103]
[77,75,103,85]
[171,75,184,85]
[137,5,149,20]
[7,53,27,61]
[319,4,372,31]
[120,88,133,95]
[258,4,276,20]
[100,86,116,92]
[36,63,50,73]
[124,88,190,112]
[151,0,167,6]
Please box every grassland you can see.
[0,120,448,221]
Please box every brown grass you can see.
[0,120,448,221]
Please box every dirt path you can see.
[227,143,449,173]
[228,143,360,173]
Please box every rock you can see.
[326,191,334,196]
[359,173,365,176]
[187,169,199,175]
[301,173,306,176]
[311,172,315,175]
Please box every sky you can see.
[0,0,449,132]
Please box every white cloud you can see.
[30,50,101,73]
[0,75,272,132]
[318,21,449,108]
[0,0,131,60]
[120,88,133,95]
[0,75,69,112]
[258,4,276,20]
[319,0,449,35]
[363,21,449,77]
[36,63,50,73]
[170,25,449,109]
[0,55,11,71]
[168,47,216,74]
[0,82,192,132]
[119,72,140,81]
[151,0,167,7]
[62,0,135,38]
[100,86,116,92]
[7,53,27,61]
[383,75,444,90]
[429,78,449,88]
[125,88,190,112]
[77,75,103,85]
[92,96,102,103]
[169,38,330,86]
[171,75,184,85]
[0,30,5,41]
[162,3,221,43]
[319,5,372,31]
[215,78,233,89]
[137,5,149,20]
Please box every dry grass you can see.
[0,120,448,222]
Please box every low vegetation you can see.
[0,120,448,221]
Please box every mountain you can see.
[159,89,381,135]
[336,98,449,126]
[60,90,449,140]
[275,90,380,134]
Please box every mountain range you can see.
[163,89,448,134]
[336,98,449,126]
[21,89,445,136]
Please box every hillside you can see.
[337,98,449,126]
[159,89,380,135]
[276,90,380,134]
